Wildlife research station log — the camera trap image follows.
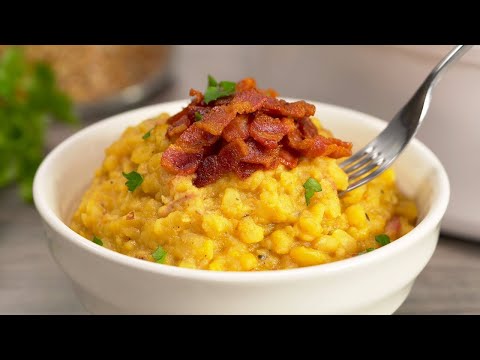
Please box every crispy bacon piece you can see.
[262,97,316,118]
[194,139,249,187]
[189,88,204,104]
[236,77,257,92]
[278,149,298,169]
[196,105,236,135]
[176,124,219,152]
[208,96,234,107]
[222,114,250,142]
[261,88,279,98]
[249,114,294,149]
[302,135,353,158]
[161,77,352,187]
[298,117,319,138]
[287,129,352,159]
[286,129,307,150]
[167,115,191,140]
[161,145,203,175]
[221,138,250,160]
[385,216,401,239]
[193,155,224,187]
[234,162,263,179]
[242,139,280,168]
[167,106,189,125]
[230,89,268,114]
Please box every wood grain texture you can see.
[1,45,479,314]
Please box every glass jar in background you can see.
[0,45,173,120]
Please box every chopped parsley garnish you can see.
[358,248,374,255]
[152,245,167,263]
[142,127,155,140]
[375,234,391,246]
[303,178,322,206]
[92,236,103,246]
[204,75,236,104]
[208,74,218,87]
[194,111,203,121]
[122,171,143,192]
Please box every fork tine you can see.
[342,155,374,175]
[341,162,391,195]
[339,152,366,169]
[339,144,374,169]
[347,161,379,183]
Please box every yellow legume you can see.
[70,114,417,271]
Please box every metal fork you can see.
[339,45,473,194]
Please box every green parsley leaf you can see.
[303,178,322,206]
[219,80,236,93]
[122,171,143,192]
[93,236,103,246]
[152,245,167,263]
[194,112,203,121]
[142,127,154,140]
[208,74,218,87]
[203,75,236,104]
[375,234,391,246]
[358,248,374,255]
[0,47,78,202]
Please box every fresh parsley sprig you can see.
[375,234,391,246]
[93,236,103,246]
[142,128,154,140]
[303,178,322,206]
[122,171,143,192]
[203,75,236,104]
[194,112,203,121]
[0,47,78,202]
[152,245,167,263]
[358,248,374,255]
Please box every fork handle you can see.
[425,45,475,88]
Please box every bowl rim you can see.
[33,99,450,283]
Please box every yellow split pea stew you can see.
[70,77,417,271]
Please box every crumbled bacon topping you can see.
[160,77,352,187]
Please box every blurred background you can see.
[1,45,479,314]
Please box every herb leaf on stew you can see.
[194,112,203,121]
[204,75,236,104]
[122,171,143,192]
[358,248,374,255]
[375,234,391,246]
[152,245,167,263]
[303,178,322,206]
[142,127,154,140]
[93,236,103,246]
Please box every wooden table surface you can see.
[1,45,479,314]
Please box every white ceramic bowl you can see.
[33,100,449,314]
